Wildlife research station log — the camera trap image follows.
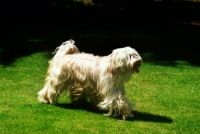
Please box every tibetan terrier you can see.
[38,39,142,120]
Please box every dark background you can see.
[1,0,200,66]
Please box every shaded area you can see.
[1,1,200,66]
[132,110,173,123]
[56,102,173,123]
[57,102,105,115]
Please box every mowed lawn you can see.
[0,52,199,134]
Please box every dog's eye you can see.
[129,54,132,59]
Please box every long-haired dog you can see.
[38,39,142,120]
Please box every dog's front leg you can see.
[117,95,133,120]
[103,105,113,116]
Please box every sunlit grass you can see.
[0,52,199,133]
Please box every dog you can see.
[38,39,142,120]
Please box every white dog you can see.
[38,39,142,120]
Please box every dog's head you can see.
[109,46,142,73]
[52,39,80,60]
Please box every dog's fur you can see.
[38,39,142,119]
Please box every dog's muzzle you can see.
[133,60,142,73]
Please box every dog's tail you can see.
[52,39,80,60]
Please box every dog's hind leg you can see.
[48,82,67,104]
[38,78,66,105]
[38,86,58,104]
[38,87,50,103]
[69,86,86,104]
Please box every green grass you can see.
[0,52,199,133]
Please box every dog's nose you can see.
[136,59,142,64]
[137,59,142,64]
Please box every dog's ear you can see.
[109,48,127,73]
[126,48,142,73]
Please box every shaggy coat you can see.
[38,39,142,119]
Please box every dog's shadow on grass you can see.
[56,102,173,123]
[131,110,173,123]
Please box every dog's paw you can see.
[38,97,49,103]
[122,113,134,120]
